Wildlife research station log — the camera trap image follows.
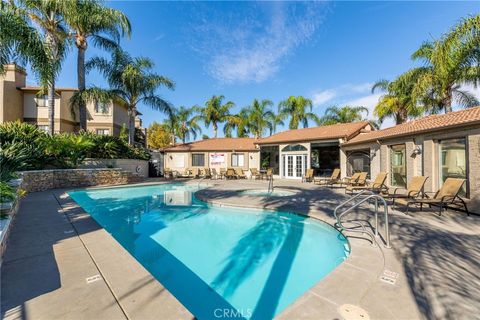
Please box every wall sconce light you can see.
[411,146,422,158]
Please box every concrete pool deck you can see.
[1,179,479,319]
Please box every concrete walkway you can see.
[1,179,479,319]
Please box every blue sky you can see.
[27,1,480,139]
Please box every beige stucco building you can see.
[0,64,141,136]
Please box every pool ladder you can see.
[267,174,274,193]
[334,190,391,248]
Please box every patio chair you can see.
[264,168,273,180]
[302,168,314,183]
[250,168,262,180]
[235,168,247,179]
[211,168,219,180]
[191,168,200,179]
[164,168,174,179]
[177,168,191,178]
[338,172,362,187]
[384,176,428,209]
[405,178,469,216]
[313,168,340,186]
[219,168,226,180]
[204,168,212,179]
[225,168,237,180]
[346,172,388,194]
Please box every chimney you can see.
[1,64,27,122]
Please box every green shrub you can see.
[0,182,16,202]
[44,133,95,168]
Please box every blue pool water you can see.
[69,184,349,319]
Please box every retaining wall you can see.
[20,168,144,193]
[79,159,149,178]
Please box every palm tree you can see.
[86,49,175,144]
[245,99,276,139]
[174,106,202,144]
[278,96,320,129]
[0,3,51,79]
[411,15,480,113]
[371,70,424,125]
[223,108,249,138]
[196,95,235,138]
[65,0,131,131]
[12,0,70,135]
[320,105,369,125]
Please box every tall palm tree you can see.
[13,0,70,135]
[65,0,131,131]
[174,106,202,144]
[371,70,424,125]
[86,49,175,144]
[223,108,249,138]
[320,105,369,125]
[411,14,480,113]
[245,99,276,139]
[278,96,320,129]
[0,3,51,79]
[196,95,235,138]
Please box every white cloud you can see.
[312,89,337,105]
[311,82,373,107]
[188,2,328,84]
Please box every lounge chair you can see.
[338,172,363,187]
[219,168,226,180]
[346,172,388,194]
[250,168,262,180]
[191,168,200,179]
[314,168,341,186]
[302,169,314,182]
[164,168,174,179]
[225,168,237,180]
[384,176,428,209]
[211,168,219,180]
[235,168,247,179]
[204,168,212,179]
[405,178,469,216]
[177,168,191,178]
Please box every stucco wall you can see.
[80,159,149,178]
[0,65,25,123]
[20,168,143,192]
[164,151,260,173]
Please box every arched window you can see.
[282,144,307,152]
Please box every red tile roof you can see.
[257,121,370,144]
[163,137,259,152]
[343,107,480,146]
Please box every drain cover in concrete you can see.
[379,269,398,285]
[338,304,370,320]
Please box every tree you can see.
[0,3,52,80]
[11,0,70,135]
[86,49,174,144]
[320,105,369,125]
[65,0,131,131]
[223,108,249,138]
[147,122,172,149]
[278,96,320,129]
[196,95,235,138]
[411,14,480,113]
[245,99,277,139]
[371,70,424,125]
[174,106,202,144]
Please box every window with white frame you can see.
[231,153,245,167]
[37,125,49,132]
[96,128,110,135]
[94,101,110,114]
[36,95,48,107]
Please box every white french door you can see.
[283,154,307,179]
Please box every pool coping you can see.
[54,181,422,319]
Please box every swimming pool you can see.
[69,184,349,319]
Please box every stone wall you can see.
[79,159,149,178]
[20,168,144,193]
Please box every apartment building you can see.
[0,64,141,136]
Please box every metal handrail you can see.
[334,191,391,248]
[267,175,274,193]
